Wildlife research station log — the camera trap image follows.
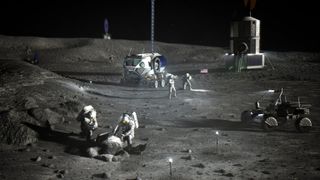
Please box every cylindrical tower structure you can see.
[230,16,260,54]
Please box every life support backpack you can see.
[131,112,139,128]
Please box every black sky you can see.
[0,0,319,52]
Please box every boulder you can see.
[0,110,38,145]
[96,133,123,155]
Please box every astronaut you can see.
[168,75,177,99]
[113,112,139,147]
[182,73,192,90]
[77,105,98,141]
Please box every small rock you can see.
[214,169,226,174]
[26,143,35,147]
[258,158,269,162]
[57,173,64,178]
[105,125,112,129]
[141,137,149,141]
[224,173,234,177]
[42,163,56,168]
[101,172,111,179]
[48,155,57,159]
[97,154,114,162]
[60,169,68,175]
[87,147,99,158]
[118,150,130,158]
[112,156,120,162]
[197,171,203,175]
[262,171,270,174]
[316,167,320,171]
[181,155,193,160]
[32,156,41,162]
[43,149,50,152]
[233,163,242,167]
[193,163,205,168]
[48,164,56,168]
[221,133,228,137]
[186,155,193,160]
[18,148,30,152]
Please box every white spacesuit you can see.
[183,73,192,90]
[168,75,177,99]
[77,105,98,141]
[113,112,139,147]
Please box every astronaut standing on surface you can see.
[168,75,177,99]
[182,73,192,90]
[77,105,98,141]
[113,112,139,148]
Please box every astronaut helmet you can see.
[120,113,130,124]
[83,105,94,114]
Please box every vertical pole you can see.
[168,158,173,177]
[216,136,219,153]
[215,131,219,154]
[151,0,155,53]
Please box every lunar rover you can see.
[241,88,312,132]
[120,52,168,88]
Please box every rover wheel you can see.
[240,110,252,124]
[295,117,312,133]
[160,79,166,88]
[120,78,126,85]
[154,80,158,88]
[262,116,278,132]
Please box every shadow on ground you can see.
[22,122,92,157]
[171,118,319,133]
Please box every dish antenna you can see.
[104,18,109,34]
[103,18,111,39]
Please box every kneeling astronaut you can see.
[113,112,139,147]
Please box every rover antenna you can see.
[244,0,256,16]
[128,48,132,56]
[151,0,155,53]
